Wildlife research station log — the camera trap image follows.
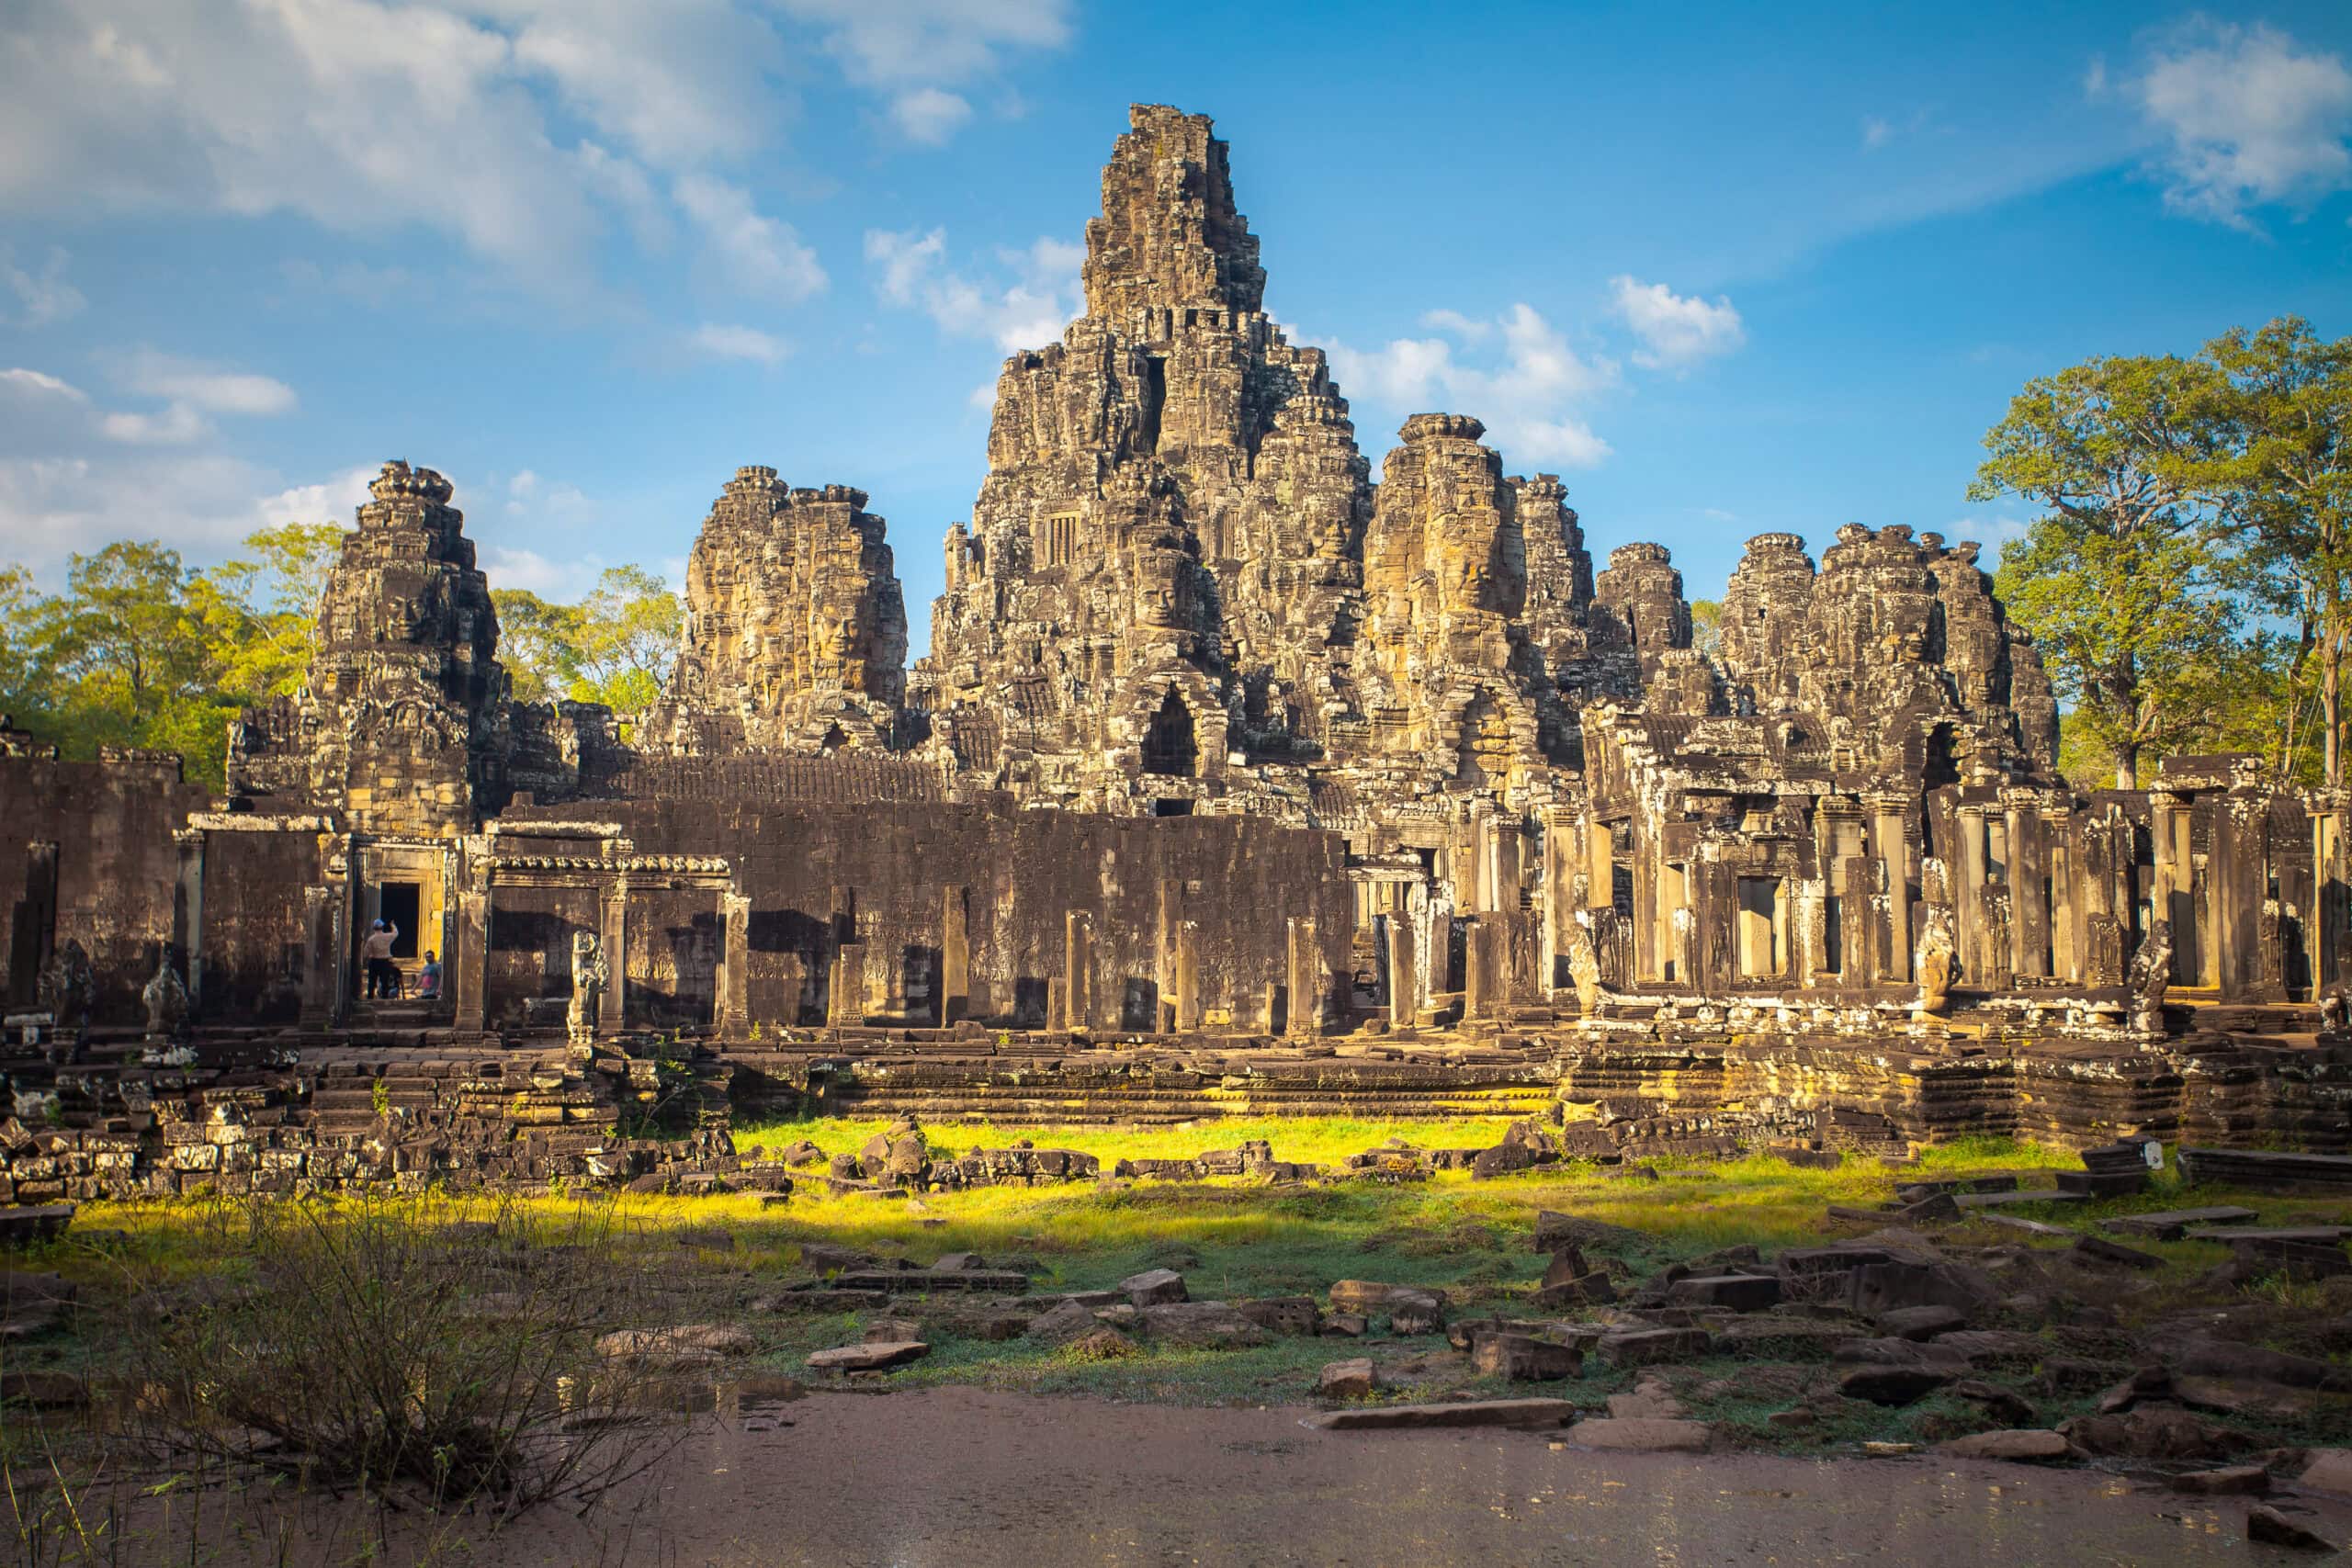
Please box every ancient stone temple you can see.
[648,467,910,755]
[0,105,2345,1207]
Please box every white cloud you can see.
[891,87,974,145]
[1609,276,1746,370]
[100,404,209,446]
[482,545,609,600]
[2128,20,2352,229]
[0,453,371,574]
[1862,116,1895,151]
[1314,304,1618,469]
[675,174,828,302]
[687,322,791,365]
[1,246,85,327]
[778,0,1071,88]
[0,367,85,403]
[865,227,1082,351]
[0,1,1069,288]
[121,351,297,416]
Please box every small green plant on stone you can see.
[371,1078,390,1118]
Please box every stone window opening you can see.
[1736,876,1784,979]
[1141,688,1198,777]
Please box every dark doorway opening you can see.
[379,883,421,959]
[1151,797,1193,818]
[1142,688,1197,777]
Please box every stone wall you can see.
[0,748,210,1022]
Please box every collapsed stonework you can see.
[0,104,2346,1201]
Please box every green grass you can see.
[14,1124,2348,1428]
[729,1112,1530,1169]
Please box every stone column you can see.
[829,942,865,1029]
[1953,802,1988,984]
[717,891,750,1039]
[1868,797,1910,985]
[300,885,339,1029]
[1172,919,1202,1032]
[1463,918,1503,1021]
[1286,916,1321,1038]
[172,828,205,1010]
[1387,914,1419,1027]
[2046,812,2079,983]
[2007,798,2051,980]
[1540,806,1575,996]
[2150,791,2195,982]
[1064,910,1093,1032]
[2313,795,2350,998]
[1155,877,1183,1030]
[2211,794,2272,1001]
[599,876,628,1035]
[940,884,970,1025]
[453,883,491,1038]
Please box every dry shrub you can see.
[119,1194,681,1518]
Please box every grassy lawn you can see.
[10,1124,2346,1456]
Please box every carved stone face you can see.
[1132,548,1192,629]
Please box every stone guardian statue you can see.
[2128,920,2173,1037]
[568,931,610,1046]
[1566,921,1604,1017]
[1911,910,1956,1025]
[142,950,191,1040]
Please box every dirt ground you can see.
[76,1387,2352,1566]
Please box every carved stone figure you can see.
[2128,920,2174,1036]
[1911,911,1957,1023]
[36,938,93,1032]
[568,932,609,1046]
[2321,988,2348,1037]
[1566,921,1604,1017]
[142,950,191,1040]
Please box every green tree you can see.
[491,568,679,716]
[1969,355,2240,788]
[489,589,577,705]
[2203,317,2352,787]
[567,566,681,716]
[1688,599,1723,660]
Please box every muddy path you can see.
[130,1387,2345,1566]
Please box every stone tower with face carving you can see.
[650,466,909,754]
[910,105,1379,809]
[228,460,513,835]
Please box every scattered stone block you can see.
[1119,1267,1188,1306]
[1324,1312,1368,1337]
[1024,1299,1100,1345]
[2069,1235,2164,1269]
[1668,1274,1781,1312]
[1934,1428,2073,1462]
[1876,1304,1968,1340]
[2247,1505,2340,1553]
[2102,1207,2258,1242]
[1838,1364,1954,1404]
[1472,1332,1579,1382]
[807,1340,928,1372]
[1236,1295,1321,1336]
[1329,1280,1447,1313]
[1566,1417,1714,1452]
[1136,1301,1272,1349]
[1599,1327,1711,1368]
[1318,1358,1375,1399]
[2302,1450,2352,1496]
[1307,1398,1576,1432]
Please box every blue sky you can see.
[3,1,2349,653]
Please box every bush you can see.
[119,1194,679,1517]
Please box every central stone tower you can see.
[911,105,1376,809]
